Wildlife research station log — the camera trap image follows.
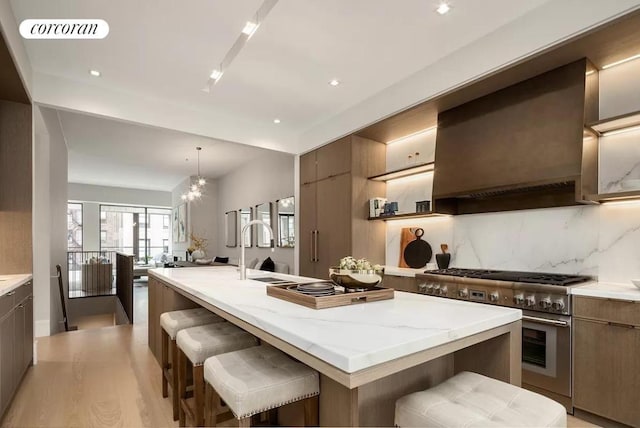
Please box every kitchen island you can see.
[148,266,522,426]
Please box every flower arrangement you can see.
[188,232,208,254]
[338,256,382,272]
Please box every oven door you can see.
[521,311,571,397]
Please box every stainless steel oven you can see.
[521,311,571,398]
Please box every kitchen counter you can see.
[0,274,32,295]
[150,266,520,373]
[149,266,522,426]
[571,281,640,301]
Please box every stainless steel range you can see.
[415,268,593,411]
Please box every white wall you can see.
[170,176,218,259]
[33,105,67,336]
[215,151,295,270]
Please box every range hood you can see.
[433,59,599,215]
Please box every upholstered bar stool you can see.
[203,345,320,427]
[176,322,259,427]
[395,371,567,428]
[160,308,224,420]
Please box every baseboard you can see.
[35,319,50,337]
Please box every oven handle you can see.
[522,315,569,328]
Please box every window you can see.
[67,203,83,251]
[99,205,172,261]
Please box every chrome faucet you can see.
[240,220,274,280]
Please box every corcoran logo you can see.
[19,19,109,39]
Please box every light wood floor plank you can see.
[2,321,600,428]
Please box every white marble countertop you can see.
[571,281,640,301]
[150,266,521,373]
[0,274,32,295]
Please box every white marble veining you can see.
[599,131,640,193]
[452,206,600,275]
[150,266,520,373]
[0,274,32,295]
[571,281,640,302]
[386,174,432,215]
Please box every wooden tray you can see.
[266,284,394,309]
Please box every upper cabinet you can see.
[432,59,599,215]
[300,136,355,185]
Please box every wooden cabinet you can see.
[573,296,640,427]
[0,281,33,417]
[299,136,386,279]
[147,276,200,364]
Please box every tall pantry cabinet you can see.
[299,135,386,279]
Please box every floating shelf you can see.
[588,110,640,135]
[586,190,640,202]
[368,162,434,182]
[368,212,445,221]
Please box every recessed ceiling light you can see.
[89,69,101,77]
[209,69,223,82]
[273,118,281,124]
[242,21,259,38]
[329,79,340,86]
[436,2,451,15]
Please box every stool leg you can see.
[171,340,180,420]
[194,364,205,427]
[205,382,220,427]
[161,330,169,398]
[238,417,251,427]
[303,396,319,427]
[178,348,188,427]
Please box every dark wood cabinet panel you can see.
[574,318,640,426]
[300,151,317,185]
[0,311,15,415]
[23,297,33,370]
[299,182,317,278]
[316,136,351,181]
[316,174,352,279]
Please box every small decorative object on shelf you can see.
[436,244,451,269]
[369,197,387,218]
[415,200,431,213]
[329,256,384,290]
[381,201,399,216]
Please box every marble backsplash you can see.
[385,203,640,283]
[599,130,640,193]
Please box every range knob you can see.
[439,286,448,296]
[458,288,469,298]
[552,299,565,311]
[489,292,499,302]
[433,285,441,294]
[425,283,434,294]
[513,293,524,305]
[418,283,427,293]
[525,296,536,308]
[539,297,552,310]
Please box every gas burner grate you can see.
[425,268,591,286]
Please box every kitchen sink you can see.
[249,276,299,286]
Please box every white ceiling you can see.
[10,0,552,155]
[59,110,275,191]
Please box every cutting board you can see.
[399,227,432,268]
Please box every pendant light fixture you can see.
[181,147,206,201]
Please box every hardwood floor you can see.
[2,321,601,428]
[75,313,116,330]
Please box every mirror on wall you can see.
[276,196,295,248]
[255,202,272,248]
[239,207,252,247]
[225,211,237,247]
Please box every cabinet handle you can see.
[608,321,635,329]
[314,230,319,262]
[309,231,315,263]
[6,291,15,296]
[17,304,24,309]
